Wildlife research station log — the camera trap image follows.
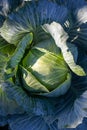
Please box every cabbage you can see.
[0,0,87,130]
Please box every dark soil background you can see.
[0,125,8,130]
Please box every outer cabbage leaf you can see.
[75,118,87,130]
[43,22,86,76]
[74,5,87,24]
[0,0,23,16]
[48,50,87,129]
[63,118,87,130]
[0,36,15,55]
[0,83,24,116]
[8,114,49,130]
[49,120,58,130]
[77,49,87,74]
[0,36,16,82]
[0,53,9,83]
[0,0,23,27]
[5,82,54,116]
[68,8,87,51]
[53,61,87,129]
[51,0,86,10]
[52,1,87,51]
[68,24,87,50]
[7,33,33,69]
[0,115,8,126]
[0,0,68,44]
[33,31,61,54]
[0,15,5,27]
[1,33,33,81]
[53,88,87,129]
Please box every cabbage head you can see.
[0,0,87,130]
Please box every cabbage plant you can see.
[0,0,87,130]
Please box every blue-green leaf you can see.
[7,33,33,69]
[75,118,87,130]
[0,115,8,126]
[0,53,8,83]
[0,0,23,27]
[68,23,87,51]
[52,0,86,10]
[5,82,54,116]
[0,83,24,116]
[54,91,87,129]
[0,0,68,44]
[39,73,71,97]
[77,49,87,74]
[54,74,87,129]
[49,120,58,130]
[51,51,87,128]
[37,0,68,25]
[0,36,16,82]
[0,36,15,55]
[65,5,87,51]
[63,118,87,130]
[0,15,5,27]
[8,114,49,130]
[0,0,23,16]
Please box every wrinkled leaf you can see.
[0,36,15,55]
[0,0,68,44]
[0,83,24,116]
[0,115,8,126]
[8,114,49,130]
[5,82,54,116]
[44,22,86,76]
[7,33,33,68]
[52,0,86,10]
